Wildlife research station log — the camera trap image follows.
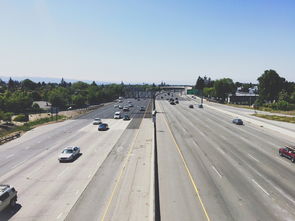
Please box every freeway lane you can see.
[156,97,295,221]
[0,98,148,177]
[0,98,150,220]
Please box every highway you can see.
[156,94,295,221]
[1,92,295,221]
[0,98,153,221]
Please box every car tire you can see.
[292,158,295,163]
[10,198,16,208]
[279,152,283,156]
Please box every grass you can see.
[0,115,66,138]
[226,103,295,115]
[252,114,295,123]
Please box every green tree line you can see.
[195,69,295,111]
[0,78,158,122]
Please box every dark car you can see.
[170,101,176,105]
[175,100,179,104]
[198,104,203,108]
[279,146,295,163]
[123,115,130,121]
[189,104,194,108]
[232,118,243,125]
[98,123,109,131]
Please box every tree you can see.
[195,76,205,91]
[257,69,285,102]
[60,78,68,87]
[48,88,70,109]
[203,87,215,98]
[195,76,205,103]
[72,94,86,108]
[214,78,236,102]
[21,79,37,91]
[278,89,289,102]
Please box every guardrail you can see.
[0,132,21,145]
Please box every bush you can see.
[14,114,29,122]
[0,112,13,122]
[265,101,295,111]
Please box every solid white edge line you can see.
[57,167,69,178]
[212,166,222,178]
[252,179,270,196]
[6,154,14,159]
[11,160,25,169]
[248,154,259,162]
[56,212,63,219]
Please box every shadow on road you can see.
[0,204,22,221]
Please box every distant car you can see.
[128,104,133,107]
[123,106,129,111]
[175,100,179,104]
[198,104,203,108]
[92,118,102,125]
[140,106,145,111]
[161,96,163,99]
[118,105,123,109]
[279,146,295,163]
[189,104,194,108]
[123,115,130,121]
[232,118,243,125]
[114,111,121,119]
[137,98,140,101]
[0,184,17,212]
[114,104,119,108]
[128,101,132,103]
[170,101,176,105]
[58,146,80,162]
[98,123,109,131]
[118,100,123,103]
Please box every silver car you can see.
[58,147,80,162]
[0,185,17,212]
[92,118,102,125]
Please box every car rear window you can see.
[0,192,9,201]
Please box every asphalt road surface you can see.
[156,94,295,221]
[0,98,152,221]
[1,92,295,221]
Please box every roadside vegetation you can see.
[252,114,295,124]
[194,69,295,115]
[0,77,159,139]
[0,115,66,138]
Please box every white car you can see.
[123,106,129,111]
[114,111,121,119]
[0,184,17,212]
[114,104,119,108]
[92,118,102,125]
[58,147,80,162]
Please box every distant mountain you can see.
[0,76,111,85]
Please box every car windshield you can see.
[62,149,73,154]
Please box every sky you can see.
[0,0,294,85]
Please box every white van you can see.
[114,111,121,119]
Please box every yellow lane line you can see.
[159,101,211,221]
[100,100,150,221]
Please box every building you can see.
[228,92,259,105]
